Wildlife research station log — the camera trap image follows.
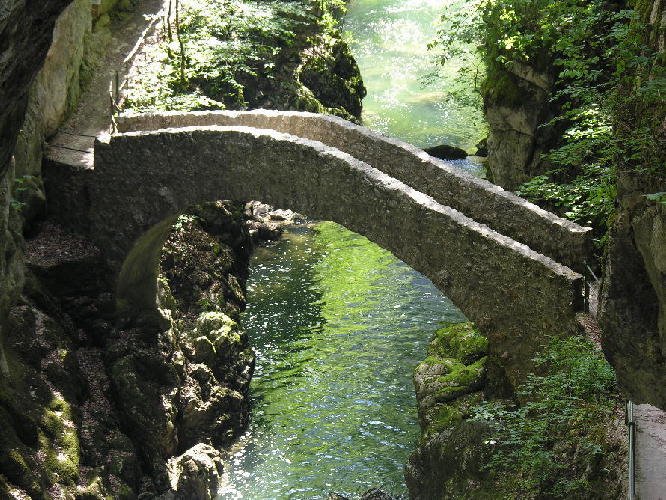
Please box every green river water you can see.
[221,1,483,497]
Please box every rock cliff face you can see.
[600,173,666,409]
[0,0,72,180]
[484,62,557,190]
[103,202,256,496]
[1,0,137,322]
[598,0,666,410]
[1,6,72,486]
[13,0,139,227]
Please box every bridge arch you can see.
[91,122,584,387]
[116,110,592,272]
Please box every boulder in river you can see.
[424,144,468,160]
[475,137,488,157]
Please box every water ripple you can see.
[220,223,464,498]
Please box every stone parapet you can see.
[117,110,592,272]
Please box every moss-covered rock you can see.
[407,322,492,499]
[428,322,489,365]
[299,38,366,120]
[414,323,487,427]
[166,443,224,499]
[0,299,84,496]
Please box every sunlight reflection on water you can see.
[220,223,464,498]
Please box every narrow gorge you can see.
[0,0,664,499]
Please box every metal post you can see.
[583,260,599,315]
[583,276,590,313]
[626,400,636,500]
[114,70,120,106]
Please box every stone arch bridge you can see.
[78,110,590,387]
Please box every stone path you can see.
[46,0,165,168]
[635,403,666,500]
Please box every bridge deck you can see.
[116,110,592,272]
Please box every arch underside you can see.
[91,124,584,387]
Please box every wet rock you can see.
[360,488,399,500]
[327,488,399,500]
[245,200,306,244]
[474,137,488,157]
[165,444,223,500]
[424,144,468,160]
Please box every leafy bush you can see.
[473,336,623,498]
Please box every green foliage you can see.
[609,0,666,178]
[646,192,666,205]
[424,1,486,131]
[473,336,621,498]
[517,162,616,249]
[434,0,665,256]
[172,213,199,232]
[10,175,38,212]
[124,0,356,116]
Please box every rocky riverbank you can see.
[1,201,286,497]
[405,323,627,499]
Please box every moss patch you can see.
[40,395,80,485]
[434,356,487,402]
[429,322,488,365]
[414,322,488,435]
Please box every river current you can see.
[220,1,483,497]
